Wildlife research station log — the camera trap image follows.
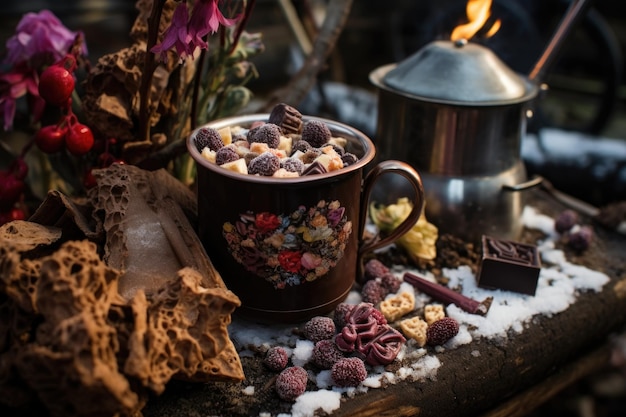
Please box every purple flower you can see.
[152,0,239,62]
[151,2,195,62]
[4,10,87,66]
[0,66,44,130]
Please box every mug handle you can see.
[357,160,425,257]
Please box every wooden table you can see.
[142,189,626,417]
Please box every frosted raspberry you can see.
[292,139,312,153]
[264,346,289,372]
[426,317,460,346]
[302,120,331,147]
[341,152,358,167]
[363,258,390,282]
[380,272,401,293]
[568,225,593,251]
[249,123,281,148]
[555,209,579,233]
[275,366,308,401]
[312,339,345,369]
[331,357,367,387]
[303,316,336,343]
[248,152,280,176]
[361,279,387,304]
[195,127,224,152]
[215,146,240,165]
[281,158,304,175]
[333,303,354,329]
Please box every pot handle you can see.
[502,175,544,192]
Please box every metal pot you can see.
[369,0,590,243]
[369,40,539,243]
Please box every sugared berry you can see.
[291,140,312,153]
[195,127,224,152]
[65,123,94,156]
[333,303,354,330]
[215,146,240,165]
[281,158,304,175]
[264,346,289,372]
[361,279,387,304]
[302,120,331,147]
[248,152,280,176]
[275,366,308,401]
[35,125,66,154]
[363,258,390,282]
[380,272,401,293]
[568,225,593,251]
[249,123,281,148]
[39,62,75,106]
[331,357,367,387]
[312,339,344,369]
[426,317,459,346]
[555,209,579,233]
[303,316,336,343]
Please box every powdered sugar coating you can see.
[312,339,345,369]
[264,346,289,372]
[275,366,308,401]
[331,357,367,387]
[303,316,336,343]
[248,152,280,176]
[302,120,331,147]
[195,127,224,152]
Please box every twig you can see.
[261,0,354,110]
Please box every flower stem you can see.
[138,0,167,143]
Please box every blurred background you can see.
[1,1,625,416]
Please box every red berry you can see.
[0,207,27,225]
[35,125,66,153]
[426,317,460,346]
[39,64,75,106]
[65,123,94,156]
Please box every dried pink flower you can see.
[4,10,86,66]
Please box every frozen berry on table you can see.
[361,279,387,304]
[303,316,336,343]
[275,366,308,401]
[333,303,354,329]
[380,272,401,293]
[249,123,281,148]
[35,125,66,154]
[302,120,331,148]
[264,346,289,372]
[426,317,460,346]
[312,339,345,369]
[65,123,94,156]
[331,357,367,387]
[215,146,240,165]
[38,61,75,106]
[363,258,390,282]
[195,127,224,152]
[568,225,593,251]
[555,209,579,233]
[248,152,280,176]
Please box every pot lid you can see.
[381,40,532,104]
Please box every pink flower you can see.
[151,2,195,61]
[152,0,238,62]
[0,66,44,130]
[4,10,87,66]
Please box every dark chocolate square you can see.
[477,235,541,296]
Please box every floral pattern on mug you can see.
[222,200,352,289]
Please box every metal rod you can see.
[528,0,592,83]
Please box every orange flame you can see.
[451,0,501,41]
